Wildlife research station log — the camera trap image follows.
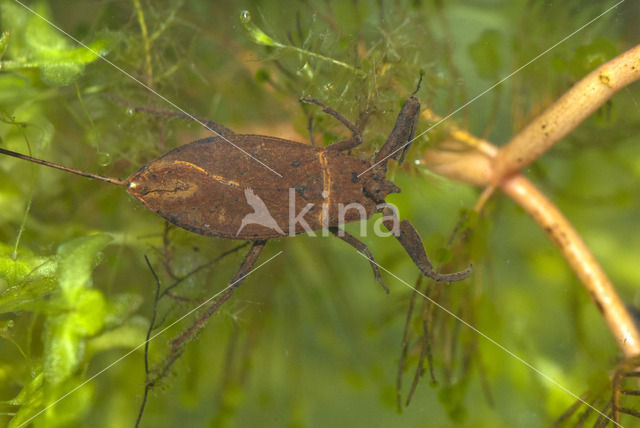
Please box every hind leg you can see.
[380,207,472,283]
[329,227,389,293]
[300,97,362,152]
[106,94,235,139]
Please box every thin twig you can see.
[406,282,436,406]
[135,255,162,428]
[133,243,253,426]
[160,242,249,298]
[396,275,421,412]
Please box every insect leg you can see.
[106,94,236,139]
[380,207,472,283]
[373,95,420,167]
[221,239,267,295]
[300,97,363,151]
[329,227,389,293]
[169,240,267,350]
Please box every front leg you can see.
[381,207,472,283]
[300,97,363,152]
[373,74,424,167]
[329,227,389,293]
[373,95,420,167]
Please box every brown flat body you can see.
[126,135,378,240]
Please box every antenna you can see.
[0,147,128,187]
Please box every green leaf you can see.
[38,39,110,86]
[0,2,111,86]
[239,10,283,48]
[0,243,53,284]
[67,288,107,336]
[103,293,144,328]
[3,370,43,406]
[55,234,111,303]
[0,243,57,314]
[39,62,84,86]
[43,312,83,385]
[43,234,111,385]
[42,378,94,428]
[7,373,93,428]
[6,372,44,428]
[86,316,148,358]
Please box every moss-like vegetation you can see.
[1,1,639,427]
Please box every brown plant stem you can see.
[493,44,640,183]
[425,136,640,356]
[500,175,640,356]
[419,42,640,358]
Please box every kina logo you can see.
[236,188,285,236]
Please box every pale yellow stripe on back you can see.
[316,151,331,226]
[173,160,241,188]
